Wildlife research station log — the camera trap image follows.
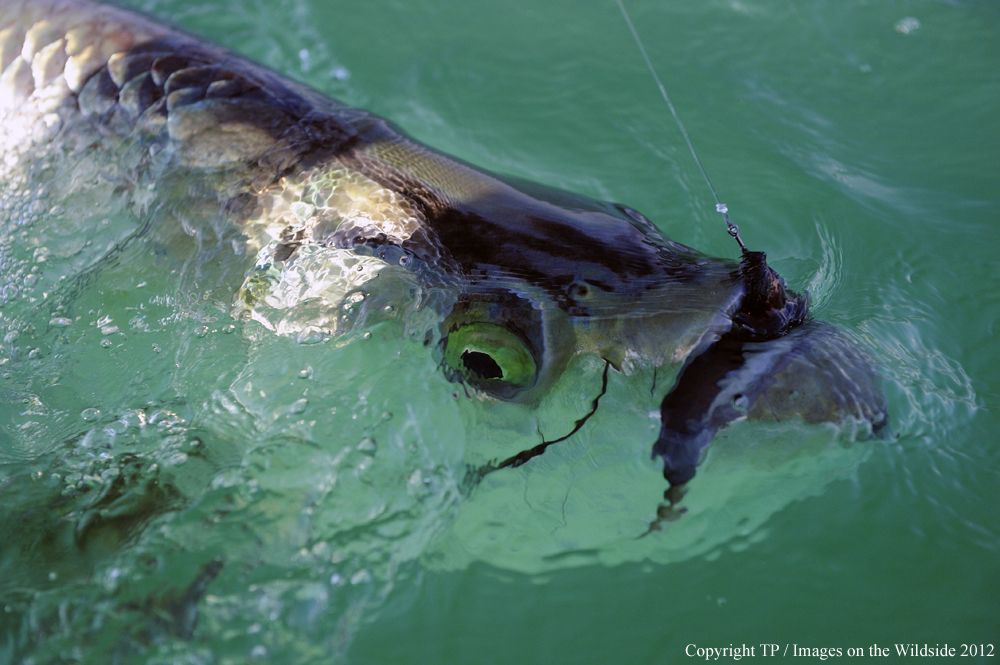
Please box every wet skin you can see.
[0,0,887,501]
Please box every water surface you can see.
[1,0,997,662]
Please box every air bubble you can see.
[222,324,236,334]
[290,201,315,220]
[298,367,313,379]
[100,339,112,348]
[81,408,100,422]
[296,326,325,344]
[289,398,309,414]
[895,17,920,34]
[195,326,209,338]
[732,394,750,412]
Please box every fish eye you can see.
[566,280,595,300]
[443,322,537,394]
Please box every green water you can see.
[1,0,998,662]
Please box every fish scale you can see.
[0,0,886,497]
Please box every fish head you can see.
[425,186,747,404]
[402,168,886,484]
[237,130,886,482]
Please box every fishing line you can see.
[615,0,747,254]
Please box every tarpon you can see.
[0,0,886,508]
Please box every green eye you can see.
[444,323,537,391]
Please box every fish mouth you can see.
[653,252,887,487]
[438,288,551,401]
[457,250,888,497]
[442,320,539,399]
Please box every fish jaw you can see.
[654,321,889,487]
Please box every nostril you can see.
[462,350,503,380]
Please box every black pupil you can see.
[462,350,503,380]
